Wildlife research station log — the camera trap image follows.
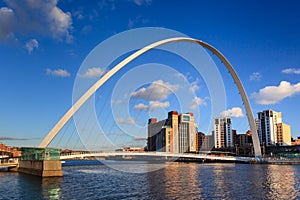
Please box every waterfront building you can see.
[0,142,21,157]
[195,132,205,152]
[201,135,214,150]
[276,123,291,146]
[147,111,197,153]
[232,129,237,147]
[257,110,292,146]
[233,130,254,156]
[214,117,233,148]
[257,110,282,146]
[147,118,168,152]
[179,113,197,152]
[292,137,300,145]
[236,131,252,148]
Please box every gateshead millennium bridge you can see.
[39,37,262,158]
[3,37,268,176]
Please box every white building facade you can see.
[214,118,233,148]
[257,110,282,146]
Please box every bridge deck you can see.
[60,152,253,163]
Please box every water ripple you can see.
[0,163,299,199]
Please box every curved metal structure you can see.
[60,152,252,163]
[39,37,262,158]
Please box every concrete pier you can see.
[18,147,63,177]
[18,160,63,177]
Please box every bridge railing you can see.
[59,151,253,162]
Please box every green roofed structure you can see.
[20,147,60,161]
[18,147,63,177]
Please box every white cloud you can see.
[174,73,200,93]
[189,97,207,110]
[220,107,244,118]
[148,101,170,110]
[249,72,262,81]
[189,79,200,93]
[132,0,152,6]
[0,0,72,42]
[116,117,136,125]
[25,39,38,53]
[134,103,149,111]
[282,68,300,75]
[251,81,300,105]
[131,80,179,101]
[134,101,170,111]
[79,67,105,78]
[174,72,186,80]
[46,68,70,77]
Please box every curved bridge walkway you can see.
[60,152,254,163]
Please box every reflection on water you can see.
[162,163,202,199]
[0,172,62,200]
[41,177,63,200]
[265,165,298,199]
[0,163,299,199]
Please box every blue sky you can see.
[0,0,300,149]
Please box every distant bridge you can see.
[60,152,254,163]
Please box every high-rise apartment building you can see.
[276,123,291,146]
[214,118,233,148]
[257,110,282,146]
[147,111,197,153]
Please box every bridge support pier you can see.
[18,160,63,177]
[18,147,63,177]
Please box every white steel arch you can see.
[39,37,262,158]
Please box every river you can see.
[0,161,299,199]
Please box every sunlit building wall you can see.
[147,111,197,153]
[179,113,196,152]
[168,111,179,153]
[276,123,291,146]
[214,118,233,148]
[257,110,282,146]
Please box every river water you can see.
[0,161,300,199]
